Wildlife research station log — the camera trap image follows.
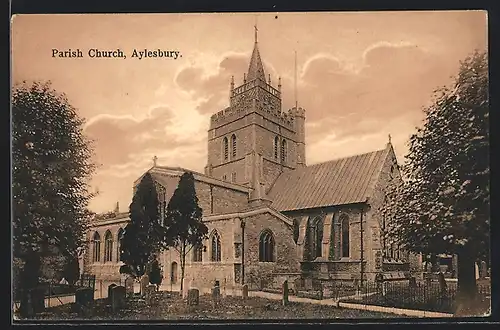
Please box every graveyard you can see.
[34,291,406,320]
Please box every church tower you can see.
[205,27,306,193]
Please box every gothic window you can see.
[259,229,275,262]
[211,230,221,262]
[171,262,178,284]
[231,134,237,158]
[223,137,229,161]
[116,228,124,262]
[92,232,101,262]
[308,215,324,260]
[193,245,203,262]
[274,136,279,160]
[281,139,287,163]
[341,215,350,258]
[222,174,227,181]
[104,230,113,262]
[231,172,236,183]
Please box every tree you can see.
[381,50,489,314]
[120,173,166,278]
[148,258,163,290]
[12,81,96,316]
[164,172,208,293]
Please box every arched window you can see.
[211,230,221,262]
[92,232,101,262]
[104,230,113,262]
[223,137,229,161]
[231,134,237,158]
[341,215,350,258]
[171,262,178,284]
[274,136,279,159]
[116,228,124,262]
[259,229,275,262]
[193,245,203,262]
[308,215,324,260]
[281,139,287,163]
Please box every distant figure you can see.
[59,277,69,285]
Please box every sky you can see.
[11,11,487,213]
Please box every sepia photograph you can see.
[11,11,489,321]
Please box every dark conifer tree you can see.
[164,172,208,292]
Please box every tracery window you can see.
[104,230,113,262]
[259,229,275,262]
[211,230,221,262]
[92,232,101,262]
[341,215,350,258]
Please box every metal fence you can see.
[336,280,490,314]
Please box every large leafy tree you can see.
[12,81,95,316]
[164,172,208,293]
[120,173,166,278]
[381,50,489,313]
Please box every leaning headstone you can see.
[282,280,289,306]
[187,288,200,306]
[124,277,134,298]
[111,286,126,312]
[107,284,117,301]
[140,275,150,296]
[242,284,248,300]
[211,283,221,307]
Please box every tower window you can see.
[222,174,227,181]
[281,139,287,163]
[231,134,237,158]
[274,136,279,159]
[231,172,236,183]
[223,137,229,161]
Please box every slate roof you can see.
[268,145,390,211]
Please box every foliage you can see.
[12,81,95,299]
[148,259,163,287]
[380,50,489,260]
[62,255,80,286]
[379,50,488,306]
[164,172,208,291]
[120,173,166,278]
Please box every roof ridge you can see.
[304,148,386,169]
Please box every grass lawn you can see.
[30,292,408,320]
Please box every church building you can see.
[84,31,418,294]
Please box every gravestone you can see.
[409,276,417,289]
[145,284,157,305]
[107,284,117,301]
[110,286,126,312]
[211,283,221,307]
[124,277,134,298]
[74,287,94,315]
[140,275,150,296]
[282,280,289,306]
[480,261,487,279]
[187,288,199,306]
[242,284,248,300]
[438,272,447,296]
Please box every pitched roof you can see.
[268,146,390,211]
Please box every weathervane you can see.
[153,155,158,167]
